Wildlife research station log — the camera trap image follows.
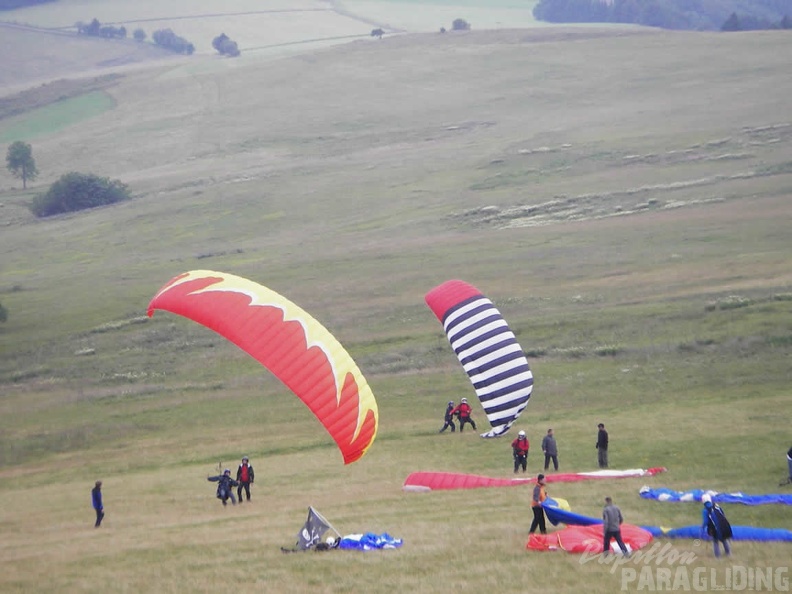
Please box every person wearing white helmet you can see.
[207,468,239,506]
[511,430,529,473]
[451,397,477,432]
[439,400,457,433]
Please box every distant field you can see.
[1,0,383,56]
[0,6,790,594]
[341,0,542,31]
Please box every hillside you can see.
[0,8,791,594]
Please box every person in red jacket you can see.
[236,456,255,503]
[451,398,477,432]
[511,430,529,473]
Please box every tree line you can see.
[0,0,54,10]
[533,0,792,31]
[75,17,243,56]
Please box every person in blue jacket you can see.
[439,401,456,433]
[92,480,104,528]
[701,494,732,557]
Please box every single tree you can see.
[0,301,7,324]
[133,28,146,42]
[6,141,39,189]
[721,12,742,31]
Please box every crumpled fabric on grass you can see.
[338,532,403,550]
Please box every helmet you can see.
[223,469,231,475]
[448,401,454,405]
[326,536,336,546]
[701,494,712,504]
[242,456,249,462]
[461,398,467,403]
[518,430,526,437]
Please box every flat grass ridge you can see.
[0,9,790,594]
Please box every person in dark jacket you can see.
[786,446,792,484]
[236,456,254,503]
[208,469,239,506]
[439,401,456,433]
[596,423,609,468]
[451,398,477,432]
[701,494,732,557]
[511,430,529,473]
[603,496,629,556]
[541,428,559,471]
[91,480,104,527]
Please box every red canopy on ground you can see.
[526,524,653,554]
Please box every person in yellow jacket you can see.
[529,474,547,534]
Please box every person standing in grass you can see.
[438,401,456,433]
[512,430,529,473]
[701,494,732,558]
[596,423,609,468]
[236,456,254,503]
[541,428,559,471]
[529,474,547,534]
[787,445,792,484]
[602,496,629,556]
[451,398,477,432]
[92,481,104,528]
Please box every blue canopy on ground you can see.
[639,486,792,506]
[542,502,792,542]
[642,525,792,541]
[338,532,403,550]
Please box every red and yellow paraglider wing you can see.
[147,270,378,464]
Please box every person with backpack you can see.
[208,469,239,506]
[451,398,477,432]
[511,430,529,473]
[439,401,456,433]
[701,493,732,557]
[236,456,255,503]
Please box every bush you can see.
[0,301,7,323]
[452,18,470,30]
[212,33,240,57]
[152,28,195,54]
[133,28,146,42]
[30,172,130,217]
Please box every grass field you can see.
[0,1,791,592]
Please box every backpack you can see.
[707,505,733,539]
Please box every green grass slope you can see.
[0,23,790,594]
